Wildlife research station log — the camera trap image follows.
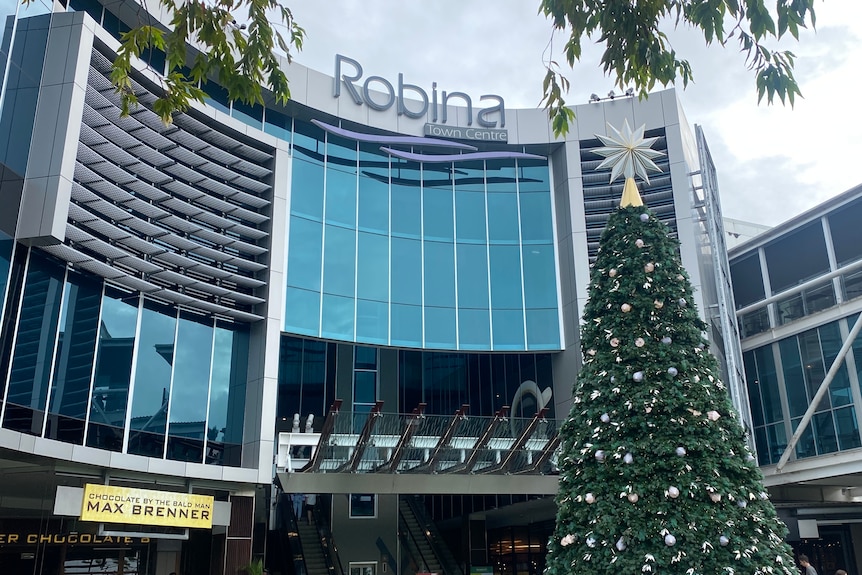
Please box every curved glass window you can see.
[166,313,213,463]
[87,288,139,452]
[284,120,559,351]
[127,299,176,458]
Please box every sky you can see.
[287,1,862,227]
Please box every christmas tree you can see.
[545,121,796,575]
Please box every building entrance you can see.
[792,526,856,575]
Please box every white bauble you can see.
[667,367,678,377]
[635,239,645,248]
[616,537,627,551]
[623,453,634,464]
[709,493,721,503]
[644,262,655,273]
[664,534,676,546]
[633,371,644,382]
[627,493,639,503]
[707,410,720,421]
[675,447,687,456]
[600,413,611,423]
[621,303,632,313]
[585,493,596,504]
[595,450,606,462]
[635,337,645,347]
[719,536,729,547]
[667,486,680,499]
[586,537,596,548]
[639,214,649,222]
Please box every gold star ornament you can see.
[593,119,665,207]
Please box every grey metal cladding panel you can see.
[220,291,265,306]
[121,196,168,220]
[160,196,205,219]
[115,233,167,256]
[118,213,168,239]
[74,215,130,242]
[194,227,266,256]
[227,274,266,289]
[87,67,114,91]
[161,180,206,203]
[81,106,110,129]
[84,195,135,224]
[149,268,199,287]
[41,243,97,266]
[195,180,269,210]
[163,162,206,185]
[128,125,175,151]
[122,160,173,186]
[80,153,138,186]
[74,163,103,185]
[123,179,172,202]
[160,214,205,235]
[154,232,198,252]
[70,183,102,205]
[111,274,162,294]
[75,255,128,282]
[86,180,133,205]
[197,146,271,179]
[163,145,207,168]
[164,129,209,153]
[78,123,106,147]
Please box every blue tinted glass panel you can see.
[284,287,320,336]
[87,289,138,451]
[286,216,322,291]
[489,245,523,309]
[778,337,807,419]
[424,185,454,241]
[291,157,324,220]
[424,241,455,307]
[321,293,354,341]
[519,193,553,242]
[455,190,486,243]
[207,324,248,466]
[522,244,558,308]
[835,406,861,451]
[813,411,838,455]
[754,345,782,425]
[355,346,377,369]
[392,177,421,239]
[46,271,100,442]
[356,299,387,344]
[456,243,489,309]
[493,309,525,350]
[325,167,357,228]
[167,314,213,463]
[518,161,550,192]
[293,122,324,157]
[487,192,520,243]
[526,309,561,350]
[486,160,517,191]
[264,108,291,141]
[354,371,376,404]
[358,145,389,234]
[820,321,853,407]
[323,225,355,297]
[391,304,422,347]
[458,308,490,350]
[425,307,456,349]
[5,253,64,434]
[231,100,263,129]
[0,234,12,307]
[128,300,176,457]
[391,238,421,305]
[357,232,388,301]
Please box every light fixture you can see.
[589,93,600,103]
[607,90,615,99]
[625,87,635,96]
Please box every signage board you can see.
[80,484,214,529]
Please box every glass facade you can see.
[276,334,556,422]
[285,121,560,352]
[0,249,249,466]
[745,315,862,465]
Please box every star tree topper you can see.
[593,119,665,207]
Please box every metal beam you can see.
[776,312,862,471]
[479,408,547,474]
[276,471,560,495]
[448,406,508,474]
[374,403,426,473]
[336,400,385,473]
[410,404,469,473]
[300,400,342,473]
[513,433,560,475]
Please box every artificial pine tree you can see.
[545,121,797,575]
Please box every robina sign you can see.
[334,54,505,128]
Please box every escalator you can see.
[399,497,463,575]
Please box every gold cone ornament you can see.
[592,119,664,207]
[620,177,643,207]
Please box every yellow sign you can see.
[80,484,214,529]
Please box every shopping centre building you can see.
[3,0,860,574]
